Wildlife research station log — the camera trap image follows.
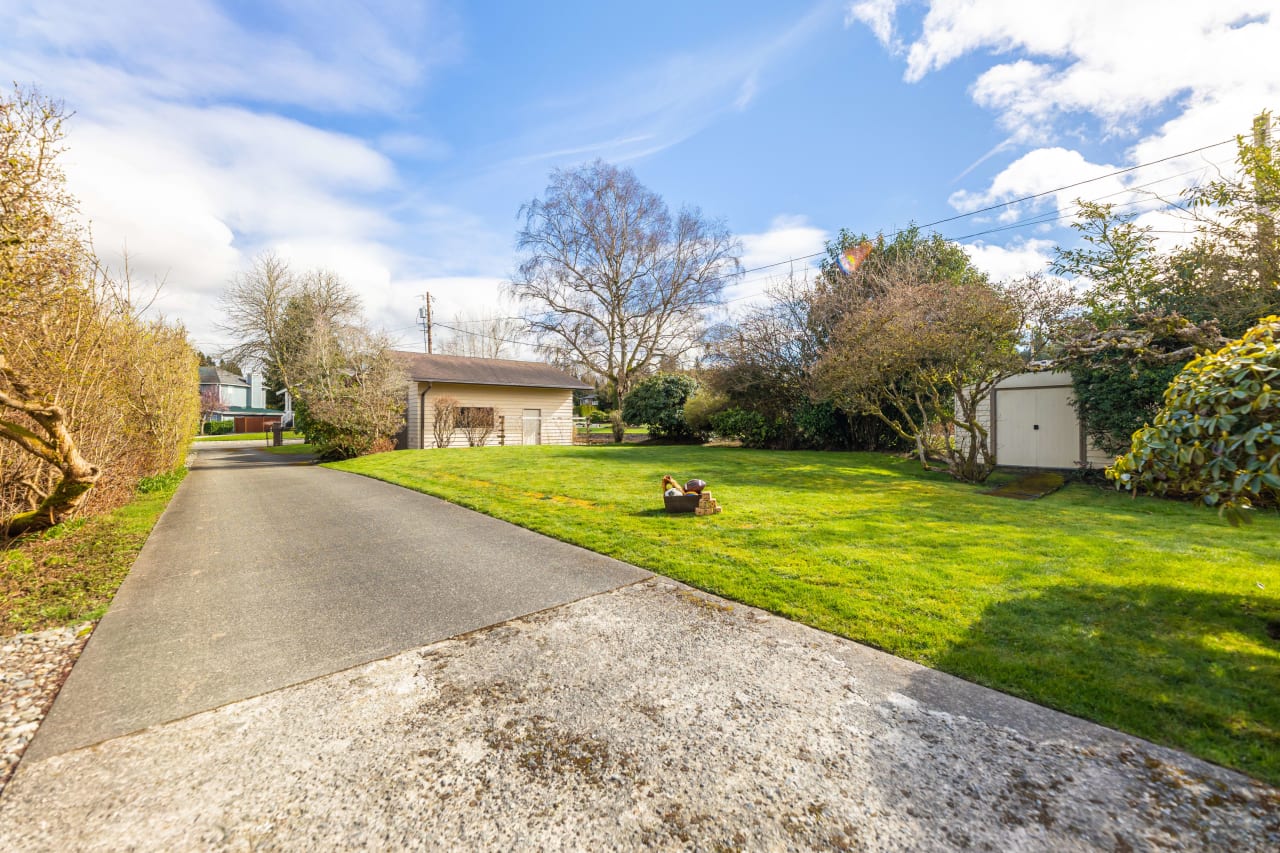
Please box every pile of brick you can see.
[695,491,723,516]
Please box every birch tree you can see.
[512,160,741,401]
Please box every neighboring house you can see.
[394,352,592,449]
[974,371,1112,469]
[198,366,288,433]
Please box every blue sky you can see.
[2,1,1276,355]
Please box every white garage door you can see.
[995,386,1081,468]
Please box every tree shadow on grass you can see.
[630,508,672,518]
[928,581,1280,785]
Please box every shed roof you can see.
[393,351,592,390]
[198,366,249,387]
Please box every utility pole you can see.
[1253,114,1274,260]
[417,292,434,353]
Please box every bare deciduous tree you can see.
[218,254,361,395]
[512,160,741,402]
[431,396,458,448]
[456,407,495,447]
[437,309,526,359]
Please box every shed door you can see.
[995,386,1079,468]
[522,409,542,445]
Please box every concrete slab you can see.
[2,581,1275,851]
[25,447,648,760]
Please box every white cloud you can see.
[910,1,1277,114]
[963,237,1055,282]
[54,103,410,347]
[0,1,487,355]
[889,0,1280,141]
[725,215,828,308]
[948,148,1123,219]
[377,132,453,161]
[853,0,1279,257]
[846,0,903,49]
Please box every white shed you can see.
[392,352,592,450]
[977,372,1113,470]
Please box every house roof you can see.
[222,406,285,415]
[393,351,592,390]
[198,366,249,387]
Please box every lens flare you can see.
[837,242,873,274]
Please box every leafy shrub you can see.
[1108,316,1280,523]
[621,373,698,439]
[1068,358,1182,456]
[682,389,730,437]
[709,408,781,448]
[203,420,233,436]
[608,410,626,443]
[587,409,611,424]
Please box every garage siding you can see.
[408,382,576,449]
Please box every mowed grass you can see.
[1,468,187,636]
[332,444,1280,783]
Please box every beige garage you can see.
[979,372,1112,469]
[393,352,592,450]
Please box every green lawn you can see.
[331,444,1280,784]
[1,468,187,636]
[586,426,649,435]
[195,430,303,442]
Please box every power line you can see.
[921,138,1233,229]
[433,320,532,349]
[721,156,1230,304]
[944,159,1226,241]
[711,136,1237,283]
[400,137,1239,344]
[948,191,1194,243]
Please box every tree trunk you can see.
[1,358,102,537]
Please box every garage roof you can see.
[393,352,592,390]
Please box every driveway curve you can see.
[26,446,647,759]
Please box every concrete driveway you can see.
[3,447,1277,850]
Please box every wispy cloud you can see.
[502,3,836,168]
[1,0,457,113]
[508,134,658,168]
[734,72,760,111]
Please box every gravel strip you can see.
[0,623,92,794]
[2,582,1276,851]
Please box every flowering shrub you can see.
[1108,316,1280,524]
